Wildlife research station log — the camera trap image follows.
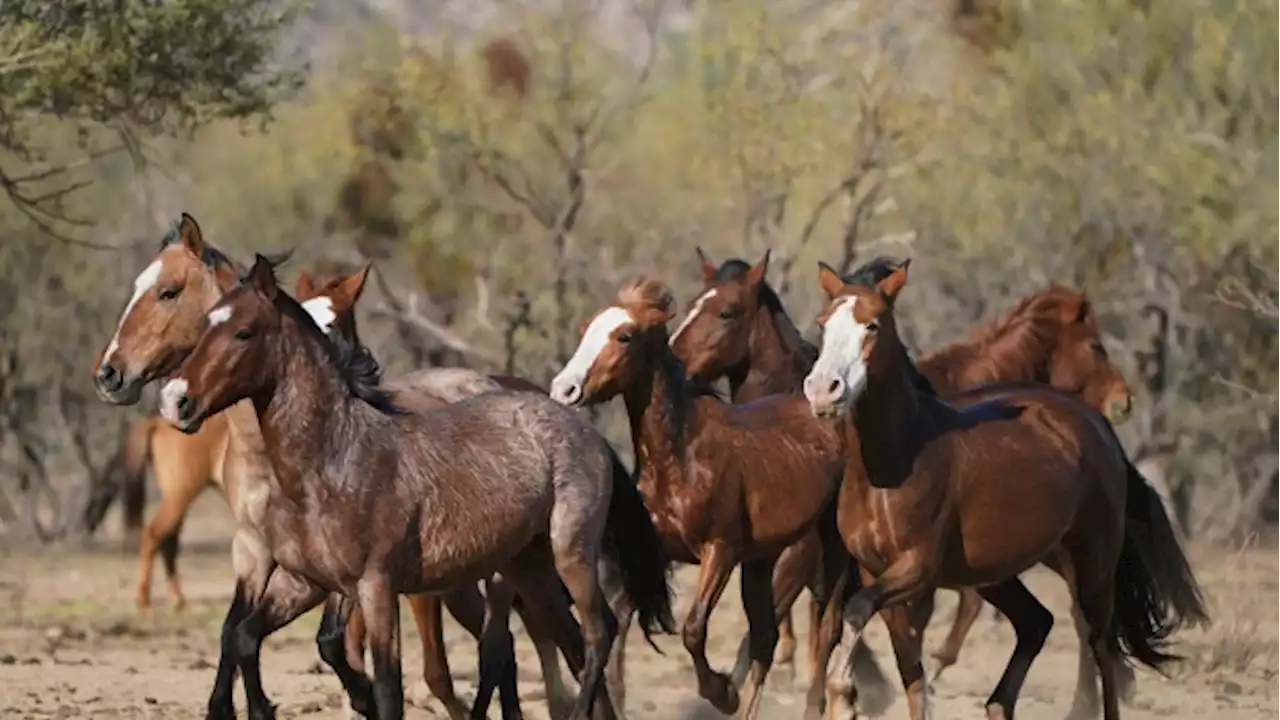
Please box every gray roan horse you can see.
[156,254,675,720]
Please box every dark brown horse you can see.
[550,278,848,719]
[671,249,1137,695]
[157,254,674,720]
[803,260,1207,720]
[294,265,583,719]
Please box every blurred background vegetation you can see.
[0,0,1274,544]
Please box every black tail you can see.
[601,447,676,647]
[1111,458,1210,671]
[82,440,148,535]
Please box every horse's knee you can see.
[318,629,348,670]
[682,616,707,655]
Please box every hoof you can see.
[985,703,1010,720]
[205,703,235,720]
[708,673,740,715]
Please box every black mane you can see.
[237,258,404,415]
[842,256,937,396]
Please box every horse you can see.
[803,260,1207,720]
[87,216,545,719]
[156,253,674,720]
[549,276,849,719]
[294,264,587,719]
[670,248,1138,694]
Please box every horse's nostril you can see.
[97,364,123,392]
[176,395,195,421]
[827,378,843,396]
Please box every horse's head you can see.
[159,254,287,433]
[294,263,373,346]
[550,277,677,407]
[92,214,235,405]
[1034,287,1133,422]
[669,248,770,385]
[804,260,911,418]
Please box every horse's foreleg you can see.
[206,529,275,720]
[737,556,782,720]
[730,534,814,687]
[473,578,522,720]
[136,478,200,611]
[232,568,328,720]
[975,578,1053,720]
[404,592,472,720]
[931,588,983,681]
[317,593,376,718]
[685,542,740,715]
[358,571,405,720]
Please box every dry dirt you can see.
[1,493,1276,719]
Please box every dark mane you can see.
[842,255,938,396]
[715,258,818,366]
[238,259,404,415]
[159,218,237,270]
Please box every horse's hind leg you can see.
[737,556,781,720]
[598,556,634,720]
[472,578,522,720]
[404,593,473,720]
[317,593,376,718]
[137,472,201,610]
[548,534,618,720]
[931,588,983,681]
[976,578,1054,720]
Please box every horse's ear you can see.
[745,249,770,287]
[248,254,279,301]
[295,270,316,299]
[178,213,205,258]
[1062,294,1091,324]
[696,246,718,283]
[331,262,373,311]
[877,259,910,301]
[818,261,845,299]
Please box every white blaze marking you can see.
[207,305,233,327]
[159,378,189,424]
[669,288,717,345]
[102,259,164,365]
[301,296,337,332]
[805,297,871,407]
[550,306,634,402]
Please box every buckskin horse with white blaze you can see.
[670,249,1145,705]
[155,253,674,720]
[803,260,1207,720]
[90,216,641,719]
[549,277,851,719]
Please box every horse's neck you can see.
[625,350,695,498]
[852,358,933,489]
[733,308,810,401]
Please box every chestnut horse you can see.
[87,217,560,719]
[550,277,849,719]
[671,249,1137,693]
[804,261,1206,720]
[157,254,674,720]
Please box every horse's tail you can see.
[82,416,155,534]
[1111,457,1209,671]
[601,446,676,648]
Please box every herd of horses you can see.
[87,212,1208,720]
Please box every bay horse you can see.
[549,277,849,719]
[86,216,572,719]
[156,253,674,720]
[803,260,1207,720]
[671,249,1137,695]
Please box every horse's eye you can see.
[717,308,736,320]
[866,320,880,332]
[234,328,255,341]
[157,285,183,301]
[1091,342,1107,356]
[616,331,632,344]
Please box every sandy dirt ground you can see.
[1,493,1276,719]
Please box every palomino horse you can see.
[671,249,1138,693]
[294,265,586,719]
[550,277,848,719]
[803,260,1207,720]
[88,217,546,719]
[156,254,675,720]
